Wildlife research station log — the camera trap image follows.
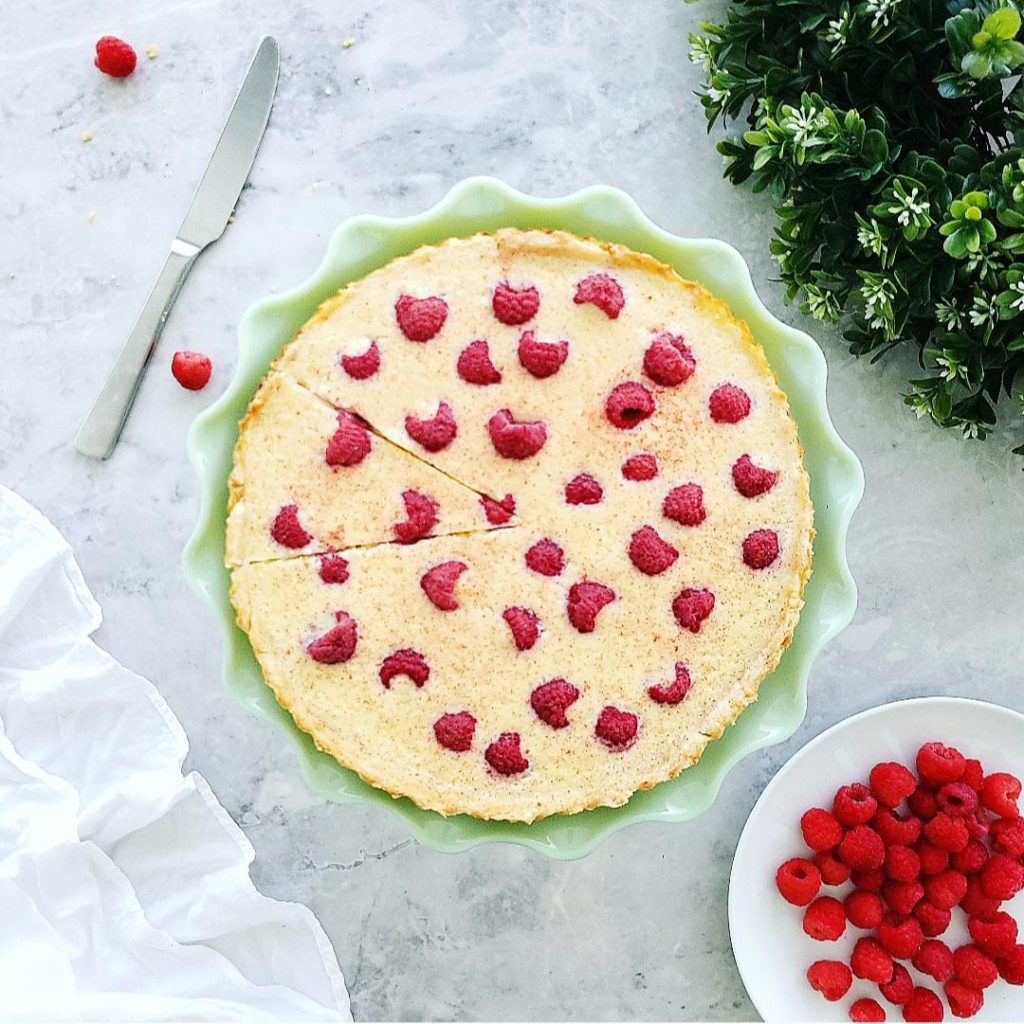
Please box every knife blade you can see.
[75,36,280,460]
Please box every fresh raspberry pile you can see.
[775,743,1024,1021]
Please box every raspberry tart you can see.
[227,229,814,822]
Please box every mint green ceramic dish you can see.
[183,176,863,859]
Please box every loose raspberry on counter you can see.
[405,401,458,452]
[622,453,659,481]
[839,825,886,870]
[914,901,952,938]
[953,945,998,989]
[981,852,1024,899]
[662,482,706,526]
[816,850,852,886]
[518,330,569,378]
[951,840,988,876]
[567,580,616,633]
[307,611,358,664]
[565,473,604,505]
[917,742,967,787]
[776,857,822,906]
[732,453,778,499]
[420,560,468,611]
[991,817,1024,857]
[807,959,852,1002]
[981,771,1022,817]
[849,997,886,1023]
[845,889,885,929]
[605,381,655,429]
[395,294,447,341]
[961,876,1002,919]
[502,606,540,651]
[886,845,921,883]
[642,331,696,387]
[379,649,430,689]
[530,679,580,729]
[574,273,624,318]
[742,528,780,569]
[647,662,693,706]
[801,807,844,851]
[326,411,372,467]
[340,339,380,379]
[595,705,638,750]
[525,538,565,577]
[171,350,212,390]
[913,940,954,983]
[871,761,918,809]
[943,978,984,1019]
[628,525,679,576]
[877,913,925,958]
[94,35,137,77]
[433,711,476,752]
[884,880,926,916]
[915,840,950,876]
[492,281,539,325]
[924,812,970,853]
[270,503,312,549]
[709,383,751,423]
[485,732,528,775]
[835,783,879,826]
[937,783,978,818]
[671,587,715,633]
[901,986,944,1022]
[968,912,1018,959]
[318,553,349,584]
[393,490,439,543]
[457,339,502,385]
[481,493,516,524]
[880,963,914,1005]
[487,408,548,459]
[923,869,968,910]
[875,809,923,847]
[851,937,895,984]
[997,944,1024,984]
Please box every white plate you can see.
[729,697,1024,1022]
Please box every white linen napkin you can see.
[0,484,351,1022]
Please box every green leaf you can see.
[962,50,994,77]
[982,7,1021,42]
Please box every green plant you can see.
[690,0,1024,449]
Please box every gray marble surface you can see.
[3,0,1024,1019]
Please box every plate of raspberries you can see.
[729,697,1024,1022]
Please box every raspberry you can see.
[647,661,692,706]
[379,649,430,689]
[574,273,624,318]
[816,850,852,886]
[886,846,921,882]
[845,889,884,929]
[419,560,467,611]
[502,607,540,651]
[525,539,564,577]
[433,711,476,752]
[709,383,751,423]
[991,817,1024,856]
[884,880,925,916]
[731,454,778,499]
[628,525,679,576]
[393,490,438,544]
[485,733,528,775]
[917,742,966,786]
[487,408,547,459]
[742,528,780,569]
[914,902,952,938]
[965,812,989,841]
[340,339,380,379]
[951,841,988,875]
[877,913,924,957]
[968,911,1018,958]
[909,788,940,821]
[997,944,1024,984]
[853,868,887,892]
[395,294,447,341]
[915,840,950,876]
[943,979,983,1019]
[94,35,137,77]
[671,588,715,633]
[924,812,969,853]
[405,401,458,452]
[880,964,914,1005]
[876,810,923,847]
[802,808,844,851]
[270,504,311,549]
[318,553,349,584]
[981,772,1021,817]
[518,330,568,378]
[851,937,895,984]
[662,483,706,526]
[567,580,616,633]
[481,493,516,524]
[307,610,358,664]
[642,331,696,386]
[849,998,886,1023]
[835,783,879,826]
[595,705,638,749]
[913,940,954,983]
[492,280,539,325]
[981,853,1024,899]
[937,783,978,818]
[961,876,1002,919]
[839,825,886,870]
[962,759,984,793]
[871,762,918,809]
[171,350,212,390]
[902,987,943,1022]
[565,473,604,505]
[622,453,659,481]
[806,960,852,1002]
[530,679,580,729]
[952,945,998,989]
[326,411,372,467]
[924,870,968,910]
[605,381,655,429]
[776,857,822,906]
[457,340,502,385]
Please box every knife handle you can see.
[75,239,200,460]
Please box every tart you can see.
[227,229,814,822]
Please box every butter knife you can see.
[76,35,280,460]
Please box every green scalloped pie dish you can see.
[182,176,863,859]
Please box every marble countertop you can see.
[4,1,1024,1019]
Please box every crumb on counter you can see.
[81,131,93,143]
[228,214,236,224]
[87,211,96,223]
[342,38,356,49]
[324,86,333,96]
[146,45,159,59]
